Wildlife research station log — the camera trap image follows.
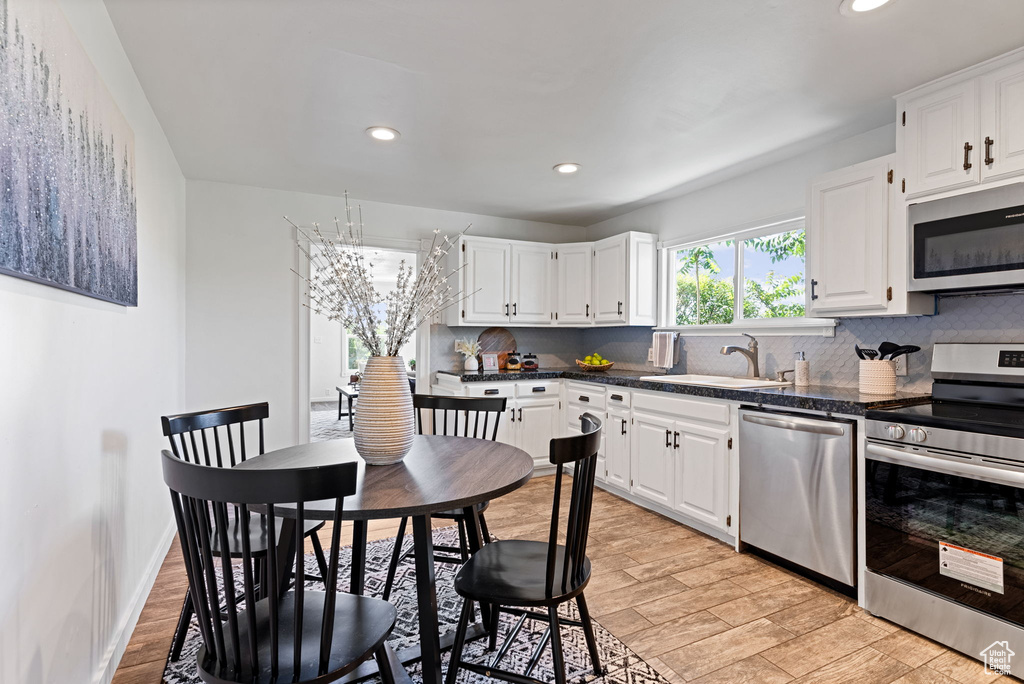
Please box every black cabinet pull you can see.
[586,303,590,316]
[963,141,973,171]
[673,431,680,449]
[517,408,522,421]
[532,387,546,393]
[985,136,995,165]
[579,395,589,402]
[610,394,623,401]
[513,302,517,316]
[810,279,819,300]
[505,303,509,316]
[621,419,627,435]
[484,389,499,395]
[617,301,623,315]
[509,408,515,422]
[665,429,672,447]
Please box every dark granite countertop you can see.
[437,367,930,415]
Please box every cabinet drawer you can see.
[566,382,606,410]
[606,389,631,408]
[633,391,729,425]
[516,381,559,398]
[467,384,515,399]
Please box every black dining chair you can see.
[445,413,604,684]
[161,403,331,662]
[381,394,508,601]
[161,450,404,683]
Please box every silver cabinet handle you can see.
[741,412,846,436]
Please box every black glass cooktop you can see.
[867,401,1024,439]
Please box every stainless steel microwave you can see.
[908,182,1024,293]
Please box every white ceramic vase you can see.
[464,355,479,372]
[353,356,415,465]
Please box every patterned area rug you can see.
[163,527,667,684]
[310,400,353,442]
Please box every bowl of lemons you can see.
[576,353,614,372]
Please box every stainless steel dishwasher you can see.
[739,407,856,587]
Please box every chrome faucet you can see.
[720,333,760,379]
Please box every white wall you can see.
[587,123,896,242]
[0,1,186,683]
[185,180,584,449]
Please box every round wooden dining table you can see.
[236,434,534,684]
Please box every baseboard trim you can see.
[92,520,177,684]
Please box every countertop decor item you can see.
[505,352,522,371]
[455,338,482,372]
[859,359,897,395]
[522,353,539,371]
[290,192,469,464]
[477,327,517,369]
[795,351,810,387]
[576,359,615,372]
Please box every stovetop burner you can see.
[867,400,1024,439]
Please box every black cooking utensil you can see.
[855,345,866,360]
[863,349,879,360]
[878,341,900,360]
[888,345,921,360]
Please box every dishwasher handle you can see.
[741,412,846,437]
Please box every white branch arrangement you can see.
[288,192,471,357]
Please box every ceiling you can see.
[104,0,1024,226]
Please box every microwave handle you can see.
[866,443,1024,489]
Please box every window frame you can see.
[657,216,836,336]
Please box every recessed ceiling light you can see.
[839,0,894,15]
[366,126,400,141]
[553,163,580,174]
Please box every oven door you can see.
[908,182,1024,292]
[865,442,1024,626]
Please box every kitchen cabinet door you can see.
[629,412,673,507]
[903,80,979,197]
[605,409,630,490]
[807,157,890,315]
[555,243,593,324]
[510,243,552,324]
[672,421,730,531]
[517,396,561,468]
[980,60,1024,181]
[495,405,516,448]
[593,235,627,324]
[463,239,510,324]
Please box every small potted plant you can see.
[455,338,482,372]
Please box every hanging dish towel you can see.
[652,332,676,370]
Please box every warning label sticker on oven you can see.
[939,542,1004,595]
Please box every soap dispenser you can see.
[795,351,810,387]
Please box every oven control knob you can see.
[908,427,927,443]
[886,425,905,440]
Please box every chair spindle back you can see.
[546,412,602,595]
[413,395,508,440]
[161,403,269,467]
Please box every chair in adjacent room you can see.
[161,451,404,683]
[161,403,330,662]
[445,413,604,684]
[381,394,508,601]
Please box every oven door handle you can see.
[866,443,1024,489]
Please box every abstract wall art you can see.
[0,0,137,306]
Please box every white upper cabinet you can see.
[461,239,510,324]
[980,59,1024,181]
[593,235,627,324]
[902,80,978,198]
[592,232,657,326]
[807,157,890,314]
[897,48,1024,199]
[554,243,592,324]
[807,155,933,318]
[448,230,657,328]
[509,243,552,324]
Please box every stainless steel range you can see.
[865,343,1024,677]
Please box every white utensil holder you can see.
[859,359,897,395]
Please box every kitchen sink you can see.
[639,374,792,389]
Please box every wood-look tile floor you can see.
[113,476,1018,684]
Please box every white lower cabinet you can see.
[515,395,561,468]
[605,407,630,490]
[629,411,675,507]
[672,421,730,530]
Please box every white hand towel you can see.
[652,332,675,369]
